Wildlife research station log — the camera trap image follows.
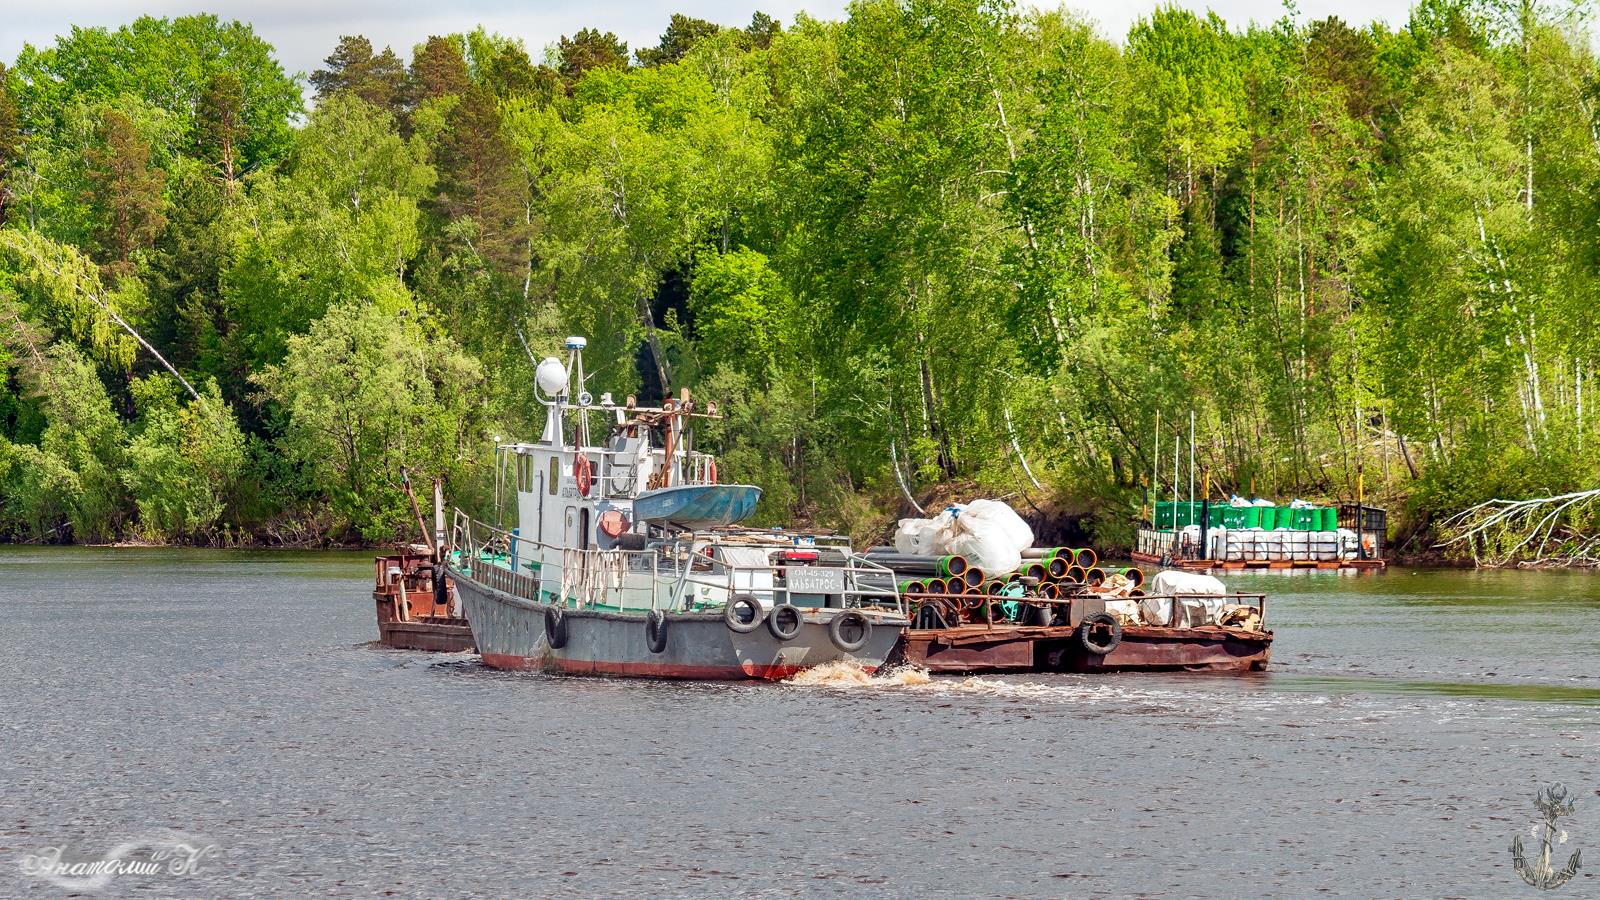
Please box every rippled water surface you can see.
[2,548,1598,897]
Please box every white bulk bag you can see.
[894,518,942,556]
[947,516,1022,575]
[959,499,1034,553]
[1104,598,1143,626]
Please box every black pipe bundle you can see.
[862,550,970,578]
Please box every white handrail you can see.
[451,509,905,615]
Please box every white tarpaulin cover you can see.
[1143,570,1229,627]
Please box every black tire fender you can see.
[544,605,569,649]
[1077,612,1122,655]
[724,595,764,634]
[645,609,669,654]
[766,603,803,641]
[827,610,871,653]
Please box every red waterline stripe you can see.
[479,652,877,681]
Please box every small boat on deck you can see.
[445,337,909,680]
[632,484,762,530]
[372,549,474,652]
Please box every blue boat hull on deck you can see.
[632,484,762,530]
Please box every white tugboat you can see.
[447,338,909,679]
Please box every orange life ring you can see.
[707,459,718,484]
[575,454,593,497]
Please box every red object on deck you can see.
[372,552,475,653]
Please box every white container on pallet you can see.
[1314,532,1338,561]
[1207,526,1227,560]
[1224,530,1249,561]
[1288,531,1310,562]
[1263,530,1284,562]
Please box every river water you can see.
[1,548,1596,897]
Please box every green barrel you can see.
[1323,507,1338,531]
[1243,507,1262,529]
[1258,506,1275,529]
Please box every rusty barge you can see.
[373,549,474,652]
[893,586,1271,674]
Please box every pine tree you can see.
[310,35,406,111]
[196,71,247,195]
[0,61,18,227]
[637,14,724,67]
[408,36,471,104]
[435,86,528,275]
[556,29,629,86]
[82,109,167,276]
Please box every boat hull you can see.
[452,565,904,680]
[377,616,476,653]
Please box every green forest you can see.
[1,1,1598,558]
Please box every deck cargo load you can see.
[872,504,1272,674]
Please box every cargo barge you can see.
[1131,501,1387,573]
[892,582,1271,674]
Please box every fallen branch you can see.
[1438,489,1600,567]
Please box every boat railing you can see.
[666,544,907,616]
[501,444,727,503]
[904,590,1267,631]
[451,510,906,615]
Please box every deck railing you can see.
[498,444,726,505]
[450,509,906,615]
[903,589,1267,632]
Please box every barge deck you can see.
[893,590,1272,674]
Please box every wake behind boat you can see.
[446,337,909,679]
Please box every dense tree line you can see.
[1,2,1598,554]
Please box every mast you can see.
[1152,410,1160,522]
[1189,409,1196,513]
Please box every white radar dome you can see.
[535,357,569,396]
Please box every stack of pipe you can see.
[862,543,1153,623]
